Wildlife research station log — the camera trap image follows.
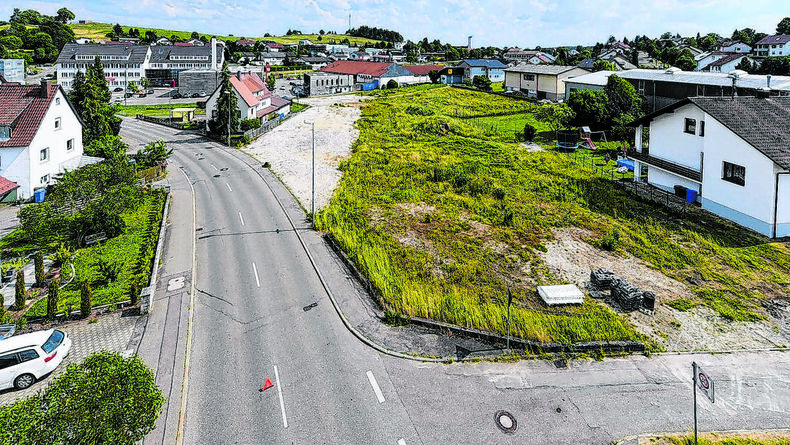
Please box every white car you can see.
[0,329,72,390]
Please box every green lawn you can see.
[316,85,790,347]
[115,103,204,117]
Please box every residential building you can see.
[299,56,333,70]
[503,48,553,64]
[403,64,444,84]
[704,54,752,73]
[630,95,790,237]
[695,51,742,71]
[205,72,290,132]
[457,59,507,82]
[504,65,589,101]
[56,44,149,90]
[146,39,224,86]
[0,60,25,83]
[718,41,751,53]
[321,61,419,89]
[753,35,790,57]
[438,66,465,84]
[264,42,285,52]
[563,70,615,97]
[257,52,287,66]
[0,81,88,201]
[303,72,354,96]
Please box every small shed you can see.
[170,108,195,122]
[537,284,584,306]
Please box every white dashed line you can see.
[398,439,407,445]
[210,164,218,170]
[226,183,233,192]
[366,370,385,403]
[274,365,288,428]
[252,262,260,287]
[238,211,245,226]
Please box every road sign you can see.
[694,362,715,403]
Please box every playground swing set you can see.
[554,126,608,151]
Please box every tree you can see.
[445,47,460,61]
[208,65,240,138]
[0,36,23,51]
[47,278,60,321]
[34,251,45,287]
[190,31,200,40]
[80,280,92,317]
[86,135,128,160]
[134,140,173,168]
[604,74,641,122]
[126,81,137,92]
[112,23,124,39]
[69,56,120,145]
[141,77,151,90]
[592,59,618,71]
[777,17,790,35]
[14,270,26,310]
[428,69,440,84]
[534,103,574,133]
[129,280,139,306]
[35,352,164,444]
[472,75,492,90]
[386,79,399,89]
[674,55,696,71]
[567,89,609,128]
[266,74,275,92]
[56,7,75,24]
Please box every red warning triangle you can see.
[261,378,274,392]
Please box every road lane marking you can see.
[252,262,260,287]
[398,439,407,445]
[366,371,385,403]
[226,183,233,192]
[210,164,218,170]
[238,211,245,226]
[274,365,288,428]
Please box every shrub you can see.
[94,259,121,284]
[47,279,60,321]
[34,251,45,287]
[49,244,73,268]
[386,79,398,89]
[129,281,139,306]
[599,227,621,251]
[523,123,537,141]
[239,118,261,131]
[80,280,92,318]
[14,270,25,310]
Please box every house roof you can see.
[0,175,19,195]
[404,64,444,75]
[149,45,214,62]
[322,60,394,77]
[258,52,286,59]
[0,82,61,148]
[255,95,291,118]
[56,43,149,65]
[564,70,614,86]
[505,64,585,75]
[300,56,333,64]
[617,69,790,91]
[632,96,790,170]
[229,72,271,107]
[459,59,507,69]
[706,54,747,68]
[756,35,790,45]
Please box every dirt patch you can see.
[521,141,544,152]
[540,228,788,352]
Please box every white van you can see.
[0,329,72,390]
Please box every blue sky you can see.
[3,0,787,47]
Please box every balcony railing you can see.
[628,148,702,183]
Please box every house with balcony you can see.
[205,72,290,133]
[630,95,790,237]
[753,35,790,57]
[0,81,89,201]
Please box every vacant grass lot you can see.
[70,23,379,45]
[116,103,204,117]
[316,85,790,346]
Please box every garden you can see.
[316,85,790,348]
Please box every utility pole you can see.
[224,90,231,147]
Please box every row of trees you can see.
[0,7,75,64]
[68,56,122,145]
[346,25,403,43]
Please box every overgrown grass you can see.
[662,436,790,445]
[69,23,379,45]
[317,86,790,344]
[115,103,204,117]
[23,190,166,317]
[291,102,309,113]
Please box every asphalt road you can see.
[121,119,790,445]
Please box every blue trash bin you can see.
[34,188,45,203]
[686,188,698,203]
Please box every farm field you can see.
[69,23,380,45]
[316,85,790,348]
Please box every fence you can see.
[135,114,196,130]
[242,112,292,141]
[137,165,164,183]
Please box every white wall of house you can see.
[720,42,751,53]
[775,172,790,237]
[647,168,700,194]
[649,103,706,170]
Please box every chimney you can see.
[237,71,242,81]
[40,79,50,99]
[467,35,473,51]
[211,37,217,69]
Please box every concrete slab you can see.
[538,284,585,306]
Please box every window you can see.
[40,148,49,161]
[722,161,745,186]
[699,121,705,137]
[67,139,74,151]
[18,349,39,363]
[0,353,19,370]
[41,174,50,184]
[684,118,696,134]
[523,74,535,81]
[55,97,61,105]
[54,118,61,130]
[42,330,64,354]
[0,124,9,140]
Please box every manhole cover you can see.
[167,277,185,291]
[494,410,517,434]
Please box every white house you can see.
[704,54,751,73]
[718,41,751,53]
[205,72,290,132]
[630,95,790,237]
[0,81,86,201]
[753,35,790,57]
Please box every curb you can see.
[140,185,172,314]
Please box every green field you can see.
[115,103,204,117]
[69,23,380,45]
[316,85,790,347]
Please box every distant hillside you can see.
[69,23,381,46]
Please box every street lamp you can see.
[304,120,315,228]
[224,91,231,147]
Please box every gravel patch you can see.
[243,95,366,211]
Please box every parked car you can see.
[0,329,72,390]
[191,92,201,98]
[148,89,155,94]
[113,87,124,92]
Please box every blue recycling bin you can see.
[34,188,45,203]
[686,188,698,203]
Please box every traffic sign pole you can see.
[692,362,698,445]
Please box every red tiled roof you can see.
[404,64,444,75]
[174,42,193,47]
[0,175,19,195]
[322,60,393,77]
[0,83,59,148]
[229,72,271,108]
[255,95,291,118]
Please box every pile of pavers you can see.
[587,268,655,313]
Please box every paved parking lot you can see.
[0,312,139,405]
